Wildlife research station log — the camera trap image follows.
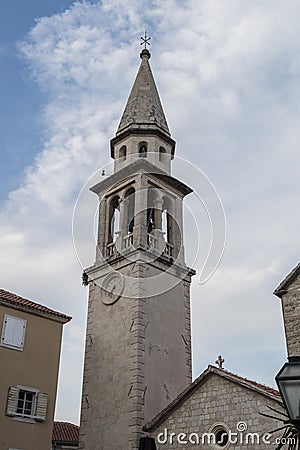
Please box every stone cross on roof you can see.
[215,355,225,369]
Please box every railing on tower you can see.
[106,242,115,257]
[123,232,133,249]
[164,242,173,257]
[147,233,173,257]
[106,232,173,259]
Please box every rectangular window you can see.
[1,314,26,351]
[17,390,35,417]
[6,386,48,422]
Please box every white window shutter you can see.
[12,318,25,348]
[35,392,48,421]
[6,387,20,416]
[2,315,26,350]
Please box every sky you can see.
[1,0,299,425]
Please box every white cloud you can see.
[1,0,299,423]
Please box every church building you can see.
[78,42,298,450]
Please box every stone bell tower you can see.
[79,47,195,450]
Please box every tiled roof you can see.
[0,289,71,323]
[220,367,280,397]
[143,365,282,432]
[52,421,79,445]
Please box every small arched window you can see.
[159,146,167,162]
[139,143,147,158]
[119,145,127,161]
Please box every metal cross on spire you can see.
[141,31,151,49]
[215,355,225,369]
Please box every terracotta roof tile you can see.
[218,367,280,397]
[52,421,79,445]
[0,289,71,323]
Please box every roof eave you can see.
[273,262,300,298]
[90,159,191,197]
[0,298,71,324]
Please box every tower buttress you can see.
[79,47,195,450]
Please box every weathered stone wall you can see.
[280,272,300,357]
[79,259,193,450]
[79,279,136,450]
[149,374,284,450]
[143,270,192,423]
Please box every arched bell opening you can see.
[162,196,172,244]
[162,208,168,240]
[108,196,120,244]
[161,196,181,259]
[124,187,135,235]
[147,189,155,234]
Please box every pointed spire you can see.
[116,49,170,137]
